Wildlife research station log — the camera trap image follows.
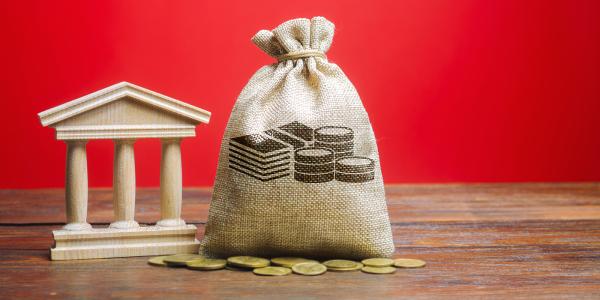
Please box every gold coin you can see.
[253,266,292,276]
[394,258,426,268]
[227,256,270,268]
[361,258,394,267]
[361,266,397,274]
[186,258,227,271]
[291,262,327,276]
[163,254,205,267]
[271,257,319,268]
[322,259,360,269]
[327,262,363,272]
[147,256,169,267]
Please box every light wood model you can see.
[39,82,211,260]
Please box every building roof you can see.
[38,82,211,127]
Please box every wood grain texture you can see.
[110,139,139,229]
[0,184,599,299]
[63,140,91,231]
[2,183,598,224]
[157,139,185,227]
[50,225,200,260]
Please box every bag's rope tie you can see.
[276,49,327,62]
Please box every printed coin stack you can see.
[294,147,336,183]
[314,126,354,159]
[335,157,376,183]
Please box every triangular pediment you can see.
[54,96,198,127]
[38,82,211,141]
[39,82,210,127]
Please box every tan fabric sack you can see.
[201,16,394,259]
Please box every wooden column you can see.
[109,139,139,229]
[157,139,186,227]
[63,140,92,231]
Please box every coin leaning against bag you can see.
[147,256,169,267]
[253,266,292,276]
[291,262,327,276]
[186,258,227,271]
[271,257,319,268]
[361,258,395,267]
[394,258,427,268]
[227,256,270,268]
[361,266,397,274]
[163,254,205,267]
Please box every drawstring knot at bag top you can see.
[201,16,395,260]
[276,49,327,62]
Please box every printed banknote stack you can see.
[228,134,292,181]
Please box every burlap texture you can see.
[200,17,394,259]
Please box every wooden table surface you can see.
[1,183,599,299]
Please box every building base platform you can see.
[50,224,200,260]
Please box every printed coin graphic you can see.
[361,266,397,274]
[294,147,335,164]
[186,258,227,271]
[271,257,320,268]
[335,157,375,173]
[294,171,335,183]
[314,126,354,143]
[394,258,427,268]
[147,256,169,267]
[361,258,395,267]
[314,140,354,152]
[253,266,292,276]
[163,254,205,267]
[294,161,335,174]
[334,150,354,159]
[335,171,374,183]
[291,262,328,276]
[335,156,375,183]
[227,256,270,268]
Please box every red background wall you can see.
[1,0,599,188]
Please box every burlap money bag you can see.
[201,16,394,259]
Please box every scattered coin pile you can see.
[148,254,426,276]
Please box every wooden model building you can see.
[38,82,211,260]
